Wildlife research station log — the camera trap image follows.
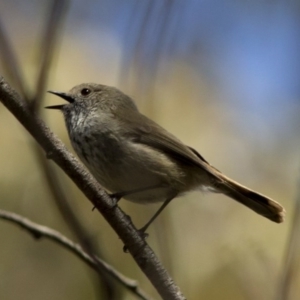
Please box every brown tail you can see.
[216,174,285,223]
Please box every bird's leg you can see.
[122,196,175,252]
[138,196,175,238]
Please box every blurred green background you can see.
[0,1,299,299]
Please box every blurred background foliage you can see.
[0,0,299,299]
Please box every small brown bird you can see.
[47,83,285,233]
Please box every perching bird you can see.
[47,83,285,233]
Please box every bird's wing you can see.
[118,110,220,178]
[117,110,285,224]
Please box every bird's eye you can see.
[81,88,91,96]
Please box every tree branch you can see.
[0,209,151,300]
[0,9,119,297]
[0,77,185,300]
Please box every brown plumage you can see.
[47,83,285,232]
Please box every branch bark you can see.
[0,77,185,300]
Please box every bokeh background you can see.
[0,1,299,299]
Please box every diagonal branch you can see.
[0,77,185,300]
[0,209,151,300]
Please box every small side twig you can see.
[0,209,151,300]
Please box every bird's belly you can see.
[75,138,186,203]
[124,186,177,204]
[92,157,179,203]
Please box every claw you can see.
[123,245,129,253]
[137,228,149,239]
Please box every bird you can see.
[46,83,285,234]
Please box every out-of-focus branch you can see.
[0,209,152,300]
[0,77,185,300]
[32,0,69,111]
[0,18,28,98]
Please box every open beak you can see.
[45,91,75,110]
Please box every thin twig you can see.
[0,209,152,300]
[0,77,185,300]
